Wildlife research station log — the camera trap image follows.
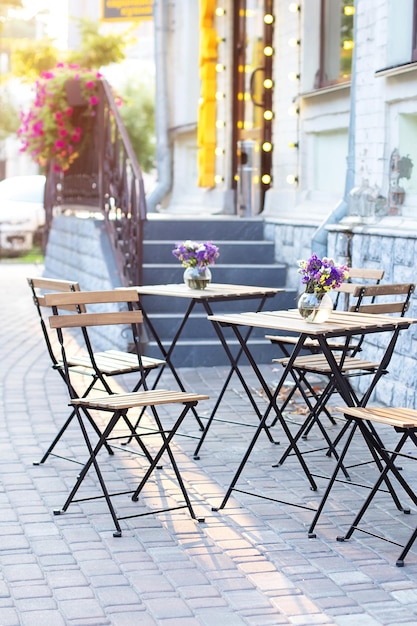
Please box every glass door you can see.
[232,0,274,215]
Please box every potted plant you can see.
[18,62,101,173]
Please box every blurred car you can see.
[0,174,46,255]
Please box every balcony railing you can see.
[44,78,147,287]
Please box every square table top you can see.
[208,309,417,338]
[134,283,283,301]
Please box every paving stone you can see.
[3,263,417,626]
[142,596,193,620]
[19,610,67,626]
[0,607,20,626]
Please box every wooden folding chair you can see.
[266,268,385,357]
[272,282,415,472]
[266,268,385,428]
[44,289,209,536]
[322,405,417,567]
[28,277,164,464]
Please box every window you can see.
[316,0,354,88]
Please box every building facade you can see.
[161,0,417,278]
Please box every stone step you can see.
[138,288,295,315]
[144,215,265,241]
[142,312,280,341]
[143,239,276,265]
[142,263,287,288]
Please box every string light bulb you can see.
[264,110,274,120]
[262,142,272,152]
[215,7,226,16]
[261,174,271,184]
[264,13,274,24]
[288,104,300,116]
[264,46,274,56]
[263,78,274,89]
[286,174,298,185]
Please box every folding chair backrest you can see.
[350,282,415,316]
[27,276,82,366]
[333,267,385,310]
[45,289,144,395]
[46,289,142,329]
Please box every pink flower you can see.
[89,95,99,106]
[85,80,96,90]
[54,139,65,149]
[59,129,68,137]
[65,107,73,116]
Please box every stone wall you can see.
[44,214,128,352]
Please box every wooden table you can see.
[207,308,416,513]
[134,283,282,449]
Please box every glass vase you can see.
[183,266,212,290]
[298,291,333,323]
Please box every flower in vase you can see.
[297,254,349,295]
[172,240,219,269]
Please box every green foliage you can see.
[11,38,59,82]
[118,81,155,173]
[0,88,20,139]
[11,17,136,81]
[67,18,136,69]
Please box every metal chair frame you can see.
[44,288,208,536]
[28,277,164,465]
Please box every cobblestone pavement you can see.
[1,262,417,626]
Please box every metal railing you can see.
[44,78,147,287]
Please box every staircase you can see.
[141,215,297,367]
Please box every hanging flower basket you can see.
[18,63,102,173]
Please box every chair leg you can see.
[336,428,413,556]
[54,407,123,536]
[131,402,204,521]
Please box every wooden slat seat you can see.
[336,406,417,429]
[331,404,417,566]
[72,389,208,411]
[67,351,164,375]
[266,334,348,352]
[274,354,381,374]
